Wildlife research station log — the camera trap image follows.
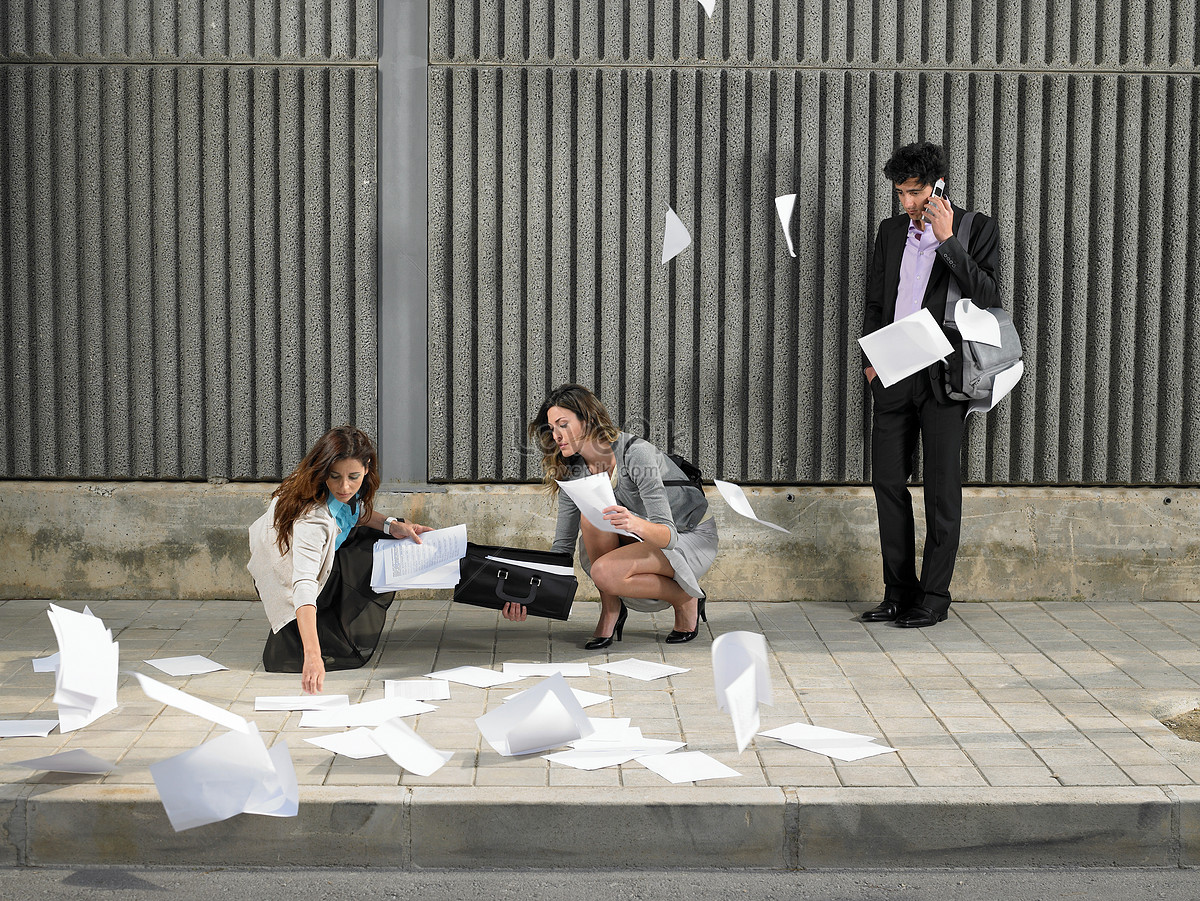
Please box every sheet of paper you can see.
[12,749,115,774]
[133,672,251,734]
[0,720,59,738]
[967,360,1024,418]
[555,473,641,540]
[144,655,227,677]
[759,722,898,762]
[662,206,691,264]
[298,697,435,728]
[502,662,591,678]
[713,480,791,533]
[371,717,453,777]
[858,308,954,388]
[593,658,690,682]
[149,724,296,832]
[371,523,468,591]
[242,739,299,819]
[254,694,350,711]
[486,555,576,578]
[505,686,612,709]
[953,298,1003,347]
[569,737,685,756]
[32,652,58,673]
[385,679,451,701]
[580,717,633,741]
[636,751,740,784]
[476,673,594,756]
[697,0,717,17]
[543,748,647,770]
[428,666,523,688]
[775,193,797,258]
[304,727,387,759]
[47,604,119,732]
[387,559,461,590]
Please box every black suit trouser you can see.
[869,371,967,613]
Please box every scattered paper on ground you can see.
[133,672,250,734]
[371,717,453,776]
[386,679,451,701]
[298,697,435,729]
[254,695,350,711]
[304,728,387,759]
[594,658,689,682]
[502,662,590,678]
[427,666,523,688]
[144,655,227,677]
[477,673,593,756]
[759,722,898,762]
[12,749,114,774]
[0,719,59,738]
[636,750,740,783]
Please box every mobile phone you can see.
[923,178,945,222]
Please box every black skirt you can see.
[262,526,396,673]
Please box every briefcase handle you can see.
[494,569,542,606]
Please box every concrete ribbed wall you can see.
[0,3,378,480]
[427,1,1200,485]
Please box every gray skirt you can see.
[578,518,719,613]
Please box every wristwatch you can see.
[384,516,400,536]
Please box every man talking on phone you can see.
[859,141,1000,628]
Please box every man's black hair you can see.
[883,142,948,187]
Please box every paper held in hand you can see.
[555,473,642,541]
[858,308,954,388]
[371,523,468,591]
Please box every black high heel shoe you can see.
[584,602,628,650]
[665,595,707,644]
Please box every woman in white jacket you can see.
[247,426,431,693]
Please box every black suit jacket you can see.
[861,203,1001,398]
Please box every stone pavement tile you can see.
[907,766,989,787]
[952,730,1026,749]
[1051,766,1134,785]
[965,747,1045,767]
[982,767,1061,787]
[324,771,402,786]
[1018,730,1097,750]
[939,715,1011,733]
[832,762,913,787]
[895,748,976,768]
[1066,714,1136,731]
[765,766,842,787]
[545,766,622,787]
[799,716,881,736]
[1035,748,1113,769]
[881,732,960,750]
[1120,765,1191,785]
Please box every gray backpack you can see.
[941,211,1022,402]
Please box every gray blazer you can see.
[551,432,708,556]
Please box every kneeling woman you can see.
[247,426,432,693]
[506,384,718,647]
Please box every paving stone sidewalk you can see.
[2,597,1200,868]
[3,597,1199,790]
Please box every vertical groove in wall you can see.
[427,49,1199,484]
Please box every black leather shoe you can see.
[861,600,905,622]
[584,603,628,650]
[895,606,948,628]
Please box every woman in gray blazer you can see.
[504,384,719,648]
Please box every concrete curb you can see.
[6,785,1198,869]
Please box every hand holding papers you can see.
[555,474,641,540]
[858,308,954,388]
[476,673,593,756]
[713,480,791,533]
[371,523,467,591]
[712,632,773,752]
[47,604,118,732]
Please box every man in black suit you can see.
[860,142,1000,628]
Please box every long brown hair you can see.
[271,426,381,554]
[527,384,620,495]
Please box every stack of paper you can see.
[135,673,298,832]
[712,632,773,752]
[759,722,897,761]
[47,604,118,732]
[476,673,593,756]
[371,523,468,590]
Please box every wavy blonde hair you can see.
[527,384,619,495]
[271,426,380,554]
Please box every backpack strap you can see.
[943,210,976,326]
[621,435,695,489]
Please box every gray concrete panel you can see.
[0,0,377,62]
[0,61,379,479]
[426,61,1200,483]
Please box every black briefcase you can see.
[453,543,578,621]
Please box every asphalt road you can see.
[2,867,1199,900]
